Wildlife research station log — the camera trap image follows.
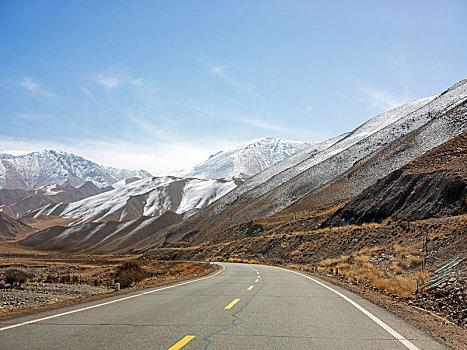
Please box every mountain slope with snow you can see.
[0,181,111,219]
[0,150,152,190]
[181,138,313,180]
[158,78,467,245]
[31,176,236,225]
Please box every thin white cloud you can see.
[242,118,290,133]
[209,64,258,97]
[131,78,144,87]
[20,76,39,91]
[361,52,413,112]
[79,86,99,105]
[363,88,409,111]
[93,74,120,89]
[1,76,58,101]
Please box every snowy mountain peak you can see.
[181,138,313,180]
[0,150,152,190]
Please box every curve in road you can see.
[0,263,447,349]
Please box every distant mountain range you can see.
[0,150,152,190]
[0,138,311,226]
[180,138,313,179]
[6,78,467,254]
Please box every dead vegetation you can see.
[317,246,430,297]
[0,247,216,319]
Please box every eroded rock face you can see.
[325,171,466,226]
[324,131,467,227]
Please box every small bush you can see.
[72,275,80,284]
[45,274,59,283]
[4,269,29,288]
[60,274,71,283]
[114,262,148,288]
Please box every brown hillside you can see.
[0,212,35,241]
[324,131,467,226]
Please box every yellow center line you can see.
[168,335,196,350]
[224,298,240,309]
[247,285,254,291]
[255,279,259,283]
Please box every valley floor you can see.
[0,244,216,321]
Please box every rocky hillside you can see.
[0,150,151,190]
[18,78,467,255]
[324,131,467,226]
[156,79,467,246]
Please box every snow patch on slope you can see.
[34,176,236,225]
[176,179,237,215]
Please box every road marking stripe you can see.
[247,285,254,291]
[224,298,240,309]
[257,272,260,274]
[168,335,195,350]
[0,265,225,332]
[255,279,259,282]
[284,268,420,350]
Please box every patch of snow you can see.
[40,184,62,196]
[35,176,236,225]
[176,179,236,215]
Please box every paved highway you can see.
[0,263,446,349]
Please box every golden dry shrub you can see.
[114,262,148,288]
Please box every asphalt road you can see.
[0,263,447,349]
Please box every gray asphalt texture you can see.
[0,262,447,349]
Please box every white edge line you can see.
[282,268,420,350]
[0,264,226,332]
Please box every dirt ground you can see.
[0,243,216,320]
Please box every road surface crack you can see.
[203,286,262,349]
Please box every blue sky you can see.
[1,0,466,174]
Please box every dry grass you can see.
[318,245,430,297]
[0,253,217,320]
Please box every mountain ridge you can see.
[180,138,313,180]
[0,150,152,190]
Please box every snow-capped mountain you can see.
[0,150,152,190]
[31,176,236,225]
[19,78,467,254]
[159,78,467,244]
[181,138,313,180]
